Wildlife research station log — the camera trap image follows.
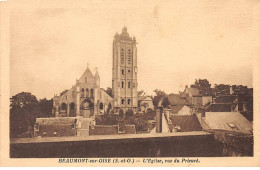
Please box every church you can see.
[53,27,138,117]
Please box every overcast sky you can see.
[10,0,259,99]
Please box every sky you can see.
[9,0,259,99]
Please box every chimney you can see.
[165,108,171,122]
[156,107,163,133]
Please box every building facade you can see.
[53,67,113,117]
[112,27,138,112]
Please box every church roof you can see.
[78,66,94,83]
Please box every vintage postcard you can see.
[0,0,260,167]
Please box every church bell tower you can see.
[112,27,138,112]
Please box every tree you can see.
[191,79,212,95]
[10,92,39,138]
[10,92,54,138]
[10,92,38,110]
[152,89,170,108]
[38,98,53,117]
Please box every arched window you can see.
[90,89,94,97]
[81,88,84,97]
[61,103,67,110]
[128,99,131,105]
[86,88,89,97]
[99,102,103,110]
[121,99,125,105]
[121,81,124,88]
[121,48,124,65]
[70,103,75,110]
[127,49,131,65]
[121,69,124,75]
[128,82,131,88]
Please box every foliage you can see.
[125,109,134,117]
[95,114,121,125]
[95,108,153,133]
[10,92,53,138]
[191,79,212,95]
[152,89,170,108]
[119,109,124,117]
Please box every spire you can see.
[94,67,100,78]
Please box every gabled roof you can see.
[203,112,253,135]
[78,67,94,83]
[169,114,202,132]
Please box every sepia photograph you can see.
[1,0,260,167]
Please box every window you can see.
[128,99,131,105]
[128,69,131,73]
[127,49,131,65]
[85,77,87,83]
[121,49,124,65]
[90,89,94,97]
[121,69,124,75]
[61,103,67,110]
[128,82,131,88]
[121,81,124,88]
[121,99,125,105]
[81,88,84,97]
[86,88,89,97]
[99,102,103,110]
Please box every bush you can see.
[125,109,134,117]
[119,109,124,117]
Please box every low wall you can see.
[10,132,218,158]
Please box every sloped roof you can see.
[186,88,200,96]
[138,96,152,101]
[168,94,189,105]
[78,67,94,84]
[203,112,253,135]
[169,105,185,114]
[169,114,202,132]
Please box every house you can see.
[197,112,253,156]
[200,112,253,135]
[182,86,200,98]
[138,96,154,112]
[202,96,212,106]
